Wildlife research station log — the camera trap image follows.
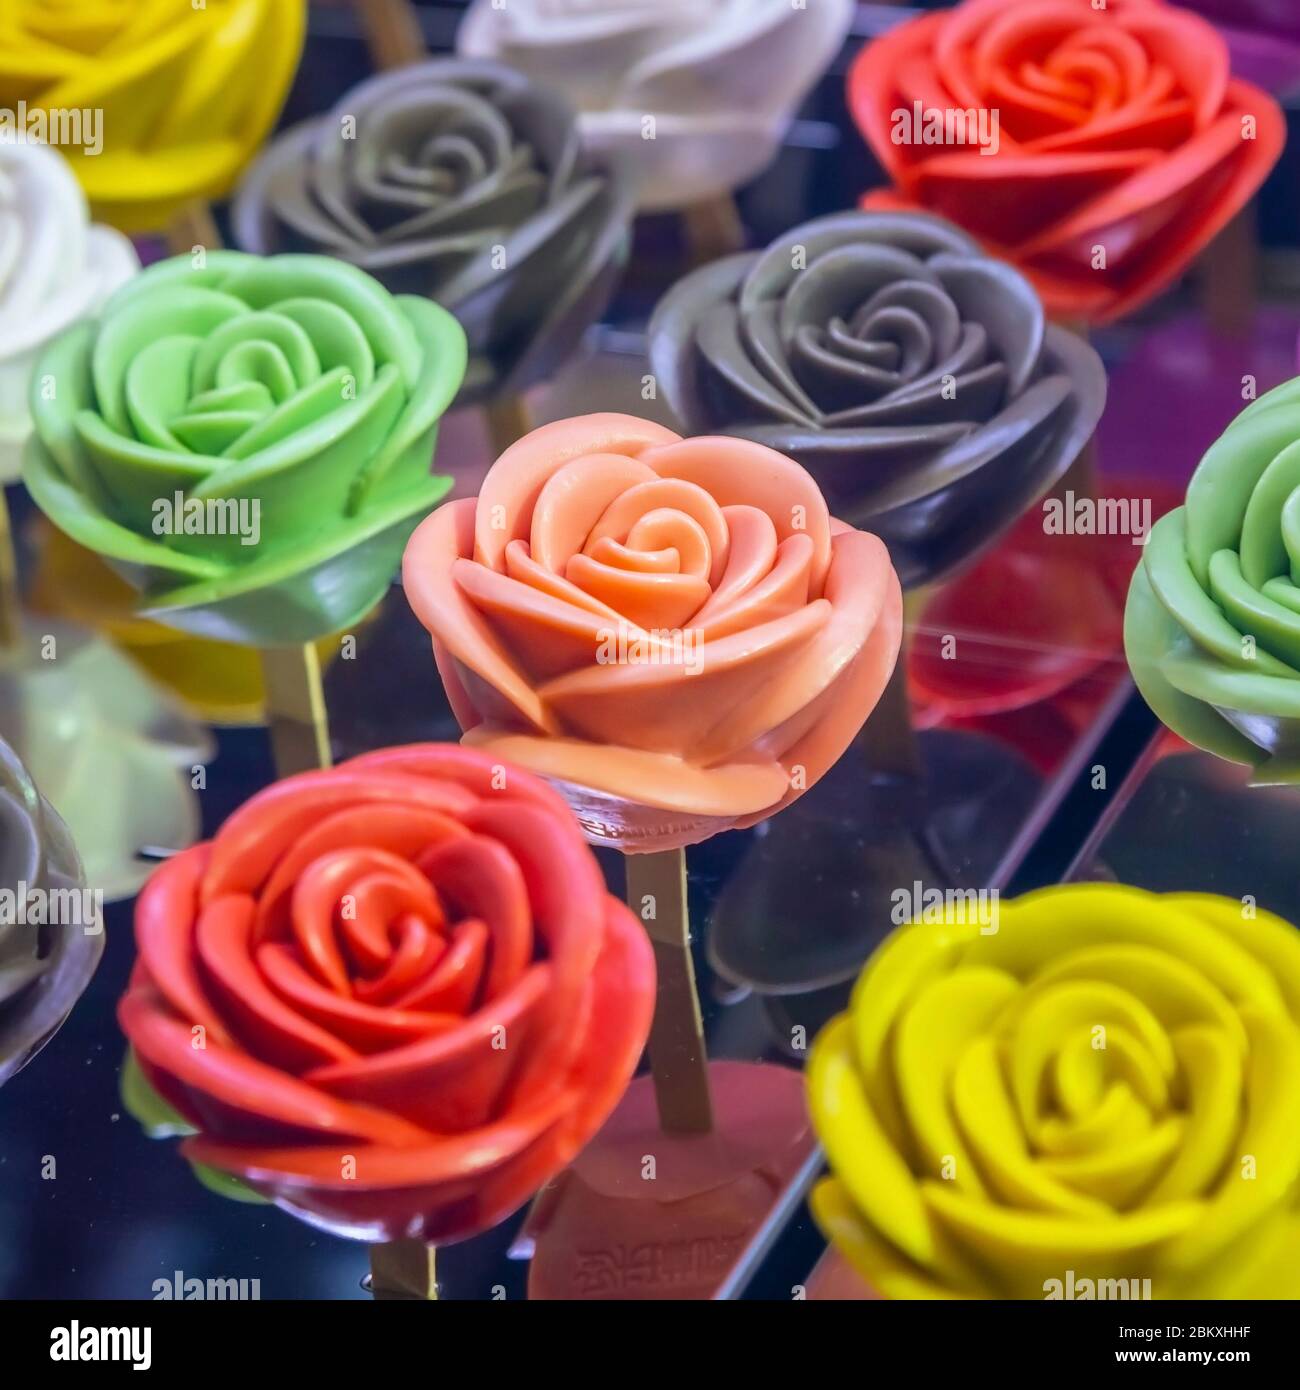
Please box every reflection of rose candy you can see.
[0,0,305,233]
[234,59,634,406]
[0,736,103,1086]
[457,0,854,212]
[850,0,1286,324]
[403,414,903,852]
[0,144,137,482]
[809,884,1300,1299]
[1126,378,1300,781]
[22,251,467,646]
[118,745,655,1242]
[651,211,1107,588]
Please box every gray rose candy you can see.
[233,58,633,406]
[0,736,102,1085]
[650,212,1106,588]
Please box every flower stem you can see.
[165,201,223,256]
[355,0,427,71]
[0,487,22,652]
[261,644,333,777]
[682,195,745,267]
[624,848,714,1135]
[485,395,532,461]
[368,1240,437,1300]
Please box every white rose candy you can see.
[457,0,854,212]
[0,143,138,481]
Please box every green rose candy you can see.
[1126,376,1300,781]
[22,251,467,645]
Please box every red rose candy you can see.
[118,744,655,1242]
[850,0,1285,324]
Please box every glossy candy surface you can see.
[403,414,903,851]
[808,884,1300,1299]
[456,0,853,212]
[850,0,1285,324]
[0,0,305,234]
[23,252,466,646]
[650,212,1106,588]
[117,744,655,1243]
[1126,377,1300,781]
[0,143,137,482]
[234,59,634,407]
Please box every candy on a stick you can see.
[650,211,1107,590]
[456,0,854,215]
[23,251,465,647]
[118,744,656,1245]
[402,413,904,851]
[0,144,137,483]
[808,884,1300,1298]
[22,250,466,776]
[234,60,632,416]
[848,0,1285,325]
[403,412,901,1267]
[1126,377,1300,781]
[0,0,305,235]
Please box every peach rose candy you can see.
[402,415,903,852]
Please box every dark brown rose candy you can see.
[649,212,1107,588]
[234,58,634,405]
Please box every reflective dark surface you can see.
[4,0,1300,1300]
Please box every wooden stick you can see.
[260,644,332,777]
[682,194,745,267]
[1200,203,1258,337]
[485,395,532,459]
[369,1240,437,1300]
[624,848,713,1135]
[165,201,223,256]
[355,0,427,71]
[0,487,23,651]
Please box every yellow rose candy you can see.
[0,0,305,233]
[807,884,1300,1299]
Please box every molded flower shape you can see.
[234,59,634,407]
[808,884,1300,1299]
[0,144,138,481]
[0,0,305,234]
[403,414,903,853]
[0,735,103,1086]
[117,744,655,1243]
[849,0,1285,325]
[650,212,1106,589]
[456,0,854,212]
[1125,378,1300,782]
[22,251,467,647]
